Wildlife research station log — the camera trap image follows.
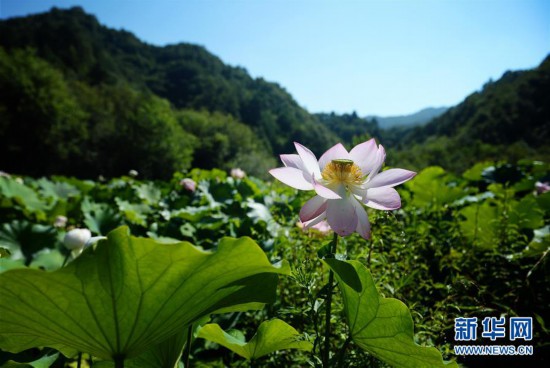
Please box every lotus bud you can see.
[230,168,246,179]
[180,178,196,192]
[535,181,550,194]
[128,169,138,177]
[54,215,68,228]
[64,228,92,251]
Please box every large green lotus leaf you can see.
[115,198,151,226]
[0,227,290,361]
[508,195,544,230]
[462,162,492,181]
[325,259,457,368]
[0,177,49,215]
[134,183,162,206]
[0,220,58,263]
[197,319,312,360]
[2,353,59,368]
[81,198,123,235]
[405,167,464,208]
[36,178,81,200]
[459,202,499,249]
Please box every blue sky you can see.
[1,0,549,116]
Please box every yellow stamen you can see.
[322,159,363,185]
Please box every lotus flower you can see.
[269,139,416,239]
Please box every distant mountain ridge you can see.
[369,107,449,129]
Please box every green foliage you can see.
[177,110,275,178]
[0,47,87,176]
[70,82,197,178]
[316,112,381,147]
[0,162,548,366]
[0,47,197,179]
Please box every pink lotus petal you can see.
[310,220,332,234]
[326,198,358,237]
[300,195,328,222]
[294,142,321,179]
[318,143,351,170]
[367,145,386,180]
[364,187,401,210]
[349,139,377,174]
[269,167,314,191]
[367,169,416,188]
[351,199,371,239]
[303,212,327,228]
[313,177,342,199]
[280,154,304,170]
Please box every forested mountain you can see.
[370,107,448,129]
[316,112,381,145]
[0,6,336,178]
[0,6,548,178]
[386,56,550,172]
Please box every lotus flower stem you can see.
[367,240,374,268]
[337,336,352,368]
[113,355,124,368]
[323,232,338,367]
[61,252,71,267]
[184,323,193,367]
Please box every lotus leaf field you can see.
[0,160,549,367]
